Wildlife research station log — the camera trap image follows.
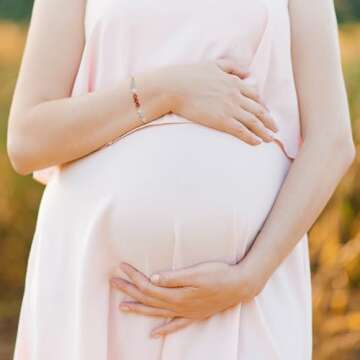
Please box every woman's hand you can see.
[110,260,266,338]
[162,57,279,145]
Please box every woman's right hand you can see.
[162,58,279,145]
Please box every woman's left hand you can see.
[110,260,266,338]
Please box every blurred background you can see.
[0,1,360,359]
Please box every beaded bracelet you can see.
[130,75,147,124]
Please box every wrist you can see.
[231,254,273,302]
[133,67,177,124]
[152,65,183,114]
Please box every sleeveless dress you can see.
[14,0,312,359]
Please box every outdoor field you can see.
[0,1,360,359]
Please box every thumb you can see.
[216,57,250,79]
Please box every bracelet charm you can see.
[130,75,147,124]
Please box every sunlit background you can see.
[0,1,360,359]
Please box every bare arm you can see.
[63,0,356,338]
[6,0,285,177]
[235,0,356,287]
[6,0,174,175]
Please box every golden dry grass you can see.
[0,20,360,360]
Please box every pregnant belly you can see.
[47,122,291,275]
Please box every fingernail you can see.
[110,278,117,288]
[267,111,279,132]
[150,274,160,284]
[119,304,130,311]
[266,129,275,139]
[271,121,279,132]
[111,278,126,288]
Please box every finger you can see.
[222,118,263,145]
[117,262,194,303]
[119,301,179,318]
[110,277,170,309]
[111,276,194,309]
[150,264,202,288]
[235,109,275,143]
[216,58,249,79]
[230,74,263,105]
[240,97,279,132]
[238,81,261,103]
[150,317,194,338]
[119,262,158,291]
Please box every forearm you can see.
[8,66,174,175]
[237,134,355,284]
[229,0,358,291]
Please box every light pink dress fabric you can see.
[15,0,312,359]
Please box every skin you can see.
[7,0,355,340]
[110,0,356,338]
[7,0,277,175]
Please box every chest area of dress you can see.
[86,0,270,56]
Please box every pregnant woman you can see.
[7,0,355,359]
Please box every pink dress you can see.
[14,0,312,359]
